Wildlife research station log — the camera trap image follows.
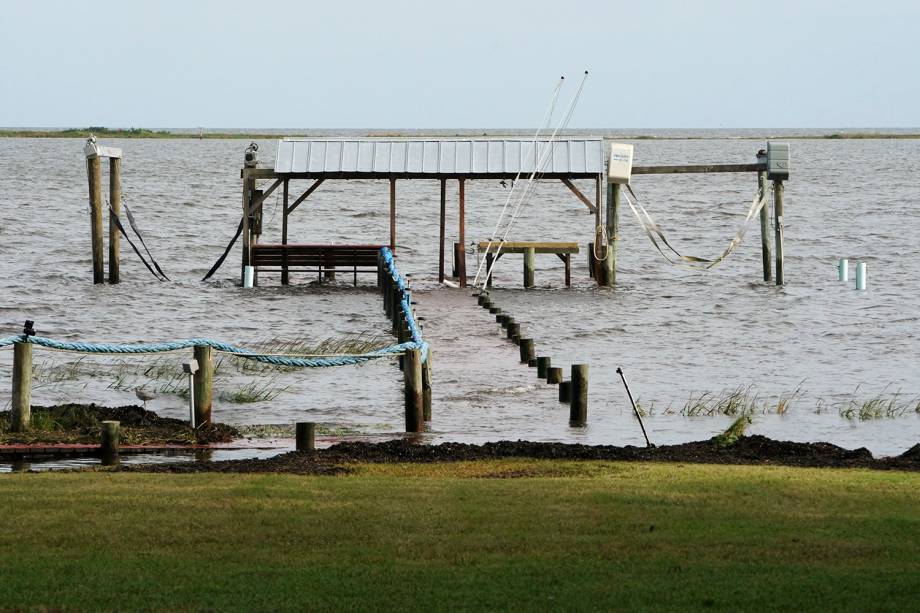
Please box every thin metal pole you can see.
[616,367,652,448]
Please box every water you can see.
[1,132,918,457]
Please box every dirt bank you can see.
[123,435,920,474]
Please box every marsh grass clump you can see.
[712,415,753,448]
[224,378,289,404]
[837,387,920,421]
[666,384,805,417]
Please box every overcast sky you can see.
[3,0,917,129]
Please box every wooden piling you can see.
[100,420,120,464]
[519,338,535,364]
[489,307,501,315]
[193,345,213,426]
[108,157,121,284]
[570,364,588,426]
[536,356,551,379]
[546,367,563,384]
[87,156,105,284]
[296,422,316,451]
[404,348,423,433]
[282,179,290,285]
[757,154,772,282]
[438,179,446,283]
[422,350,432,421]
[506,322,520,340]
[523,247,535,288]
[774,180,785,285]
[10,341,32,432]
[458,179,467,287]
[500,315,513,329]
[559,380,571,403]
[389,179,397,251]
[602,182,620,286]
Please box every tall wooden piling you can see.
[193,345,213,426]
[546,367,563,384]
[519,338,535,364]
[438,179,446,283]
[296,422,316,451]
[757,153,772,282]
[523,247,535,288]
[602,182,620,286]
[281,179,290,285]
[570,364,588,426]
[774,180,785,285]
[457,179,467,287]
[404,348,423,432]
[506,322,520,340]
[389,179,397,251]
[87,156,105,284]
[11,341,32,432]
[108,157,121,284]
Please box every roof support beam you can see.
[286,179,325,215]
[560,178,597,213]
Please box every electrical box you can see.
[767,142,790,180]
[608,143,634,185]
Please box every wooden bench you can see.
[477,241,580,287]
[251,243,386,286]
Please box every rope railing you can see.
[0,247,428,368]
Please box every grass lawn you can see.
[0,460,917,611]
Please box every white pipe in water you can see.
[838,258,849,282]
[243,266,254,288]
[855,262,867,291]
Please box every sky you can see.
[2,0,918,129]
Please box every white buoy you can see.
[838,258,849,282]
[855,262,867,290]
[243,265,254,288]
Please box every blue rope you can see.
[0,249,428,369]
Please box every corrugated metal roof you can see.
[273,138,605,175]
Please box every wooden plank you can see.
[477,241,579,254]
[560,178,597,213]
[286,179,324,215]
[632,163,765,175]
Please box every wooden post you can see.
[282,179,290,285]
[757,154,772,282]
[506,322,520,340]
[489,307,501,315]
[523,247,535,288]
[774,180,785,285]
[100,420,120,464]
[87,156,105,284]
[458,179,467,287]
[193,345,213,426]
[519,338,535,364]
[547,367,563,384]
[296,422,315,451]
[241,177,253,284]
[108,157,121,284]
[422,350,432,422]
[389,179,397,251]
[559,380,571,403]
[438,178,446,283]
[602,181,620,286]
[404,349,423,432]
[570,364,588,426]
[485,253,494,287]
[11,341,32,432]
[536,356,551,379]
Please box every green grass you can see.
[0,461,917,611]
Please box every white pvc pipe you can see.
[188,374,196,429]
[838,258,848,282]
[855,262,867,291]
[243,265,254,288]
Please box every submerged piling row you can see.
[473,292,588,426]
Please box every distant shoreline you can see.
[1,128,919,140]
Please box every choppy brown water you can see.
[1,132,918,456]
